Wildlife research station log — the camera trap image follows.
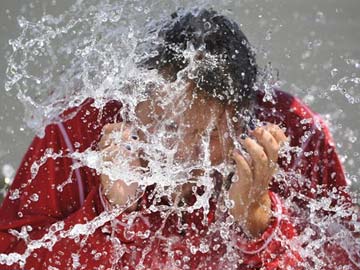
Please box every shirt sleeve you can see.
[312,116,350,201]
[285,96,349,201]
[0,119,103,266]
[234,191,303,269]
[0,184,152,269]
[0,100,134,269]
[0,130,150,270]
[0,123,81,225]
[97,185,152,244]
[280,97,358,269]
[298,117,358,269]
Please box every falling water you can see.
[0,0,359,269]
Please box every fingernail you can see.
[249,120,256,131]
[233,149,242,156]
[240,133,248,140]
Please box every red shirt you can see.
[0,90,356,269]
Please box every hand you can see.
[99,122,141,211]
[228,124,288,237]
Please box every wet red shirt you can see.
[0,90,355,269]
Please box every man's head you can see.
[141,8,257,109]
[136,9,258,165]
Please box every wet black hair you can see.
[141,8,257,107]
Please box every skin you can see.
[99,82,288,237]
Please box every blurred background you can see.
[0,0,359,202]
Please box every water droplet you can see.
[74,142,81,148]
[225,199,235,209]
[331,68,338,78]
[315,11,326,24]
[2,164,15,182]
[204,21,211,30]
[9,189,20,200]
[265,30,272,41]
[30,193,39,202]
[199,243,209,253]
[349,136,357,143]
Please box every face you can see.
[135,81,238,166]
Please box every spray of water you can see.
[1,0,359,269]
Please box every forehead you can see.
[148,80,222,106]
[135,82,222,123]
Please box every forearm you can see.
[244,193,272,237]
[231,192,272,237]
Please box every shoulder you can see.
[256,88,347,190]
[1,99,123,218]
[52,98,123,152]
[255,88,334,148]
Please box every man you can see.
[0,8,356,270]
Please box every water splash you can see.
[1,1,359,269]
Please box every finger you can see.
[98,133,110,149]
[99,132,119,149]
[98,134,131,150]
[108,179,139,206]
[102,144,123,162]
[103,122,133,140]
[100,123,123,149]
[252,127,279,163]
[102,122,124,134]
[100,123,134,149]
[263,124,288,145]
[240,137,268,188]
[230,151,253,208]
[232,150,253,181]
[100,173,111,192]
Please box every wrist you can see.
[245,192,272,237]
[232,192,271,238]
